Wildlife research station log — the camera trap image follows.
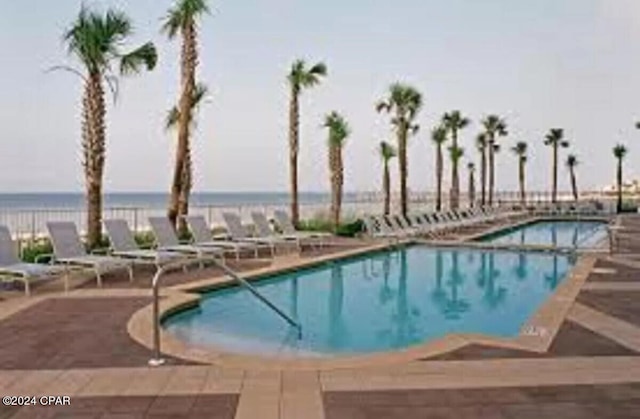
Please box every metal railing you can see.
[148,256,300,367]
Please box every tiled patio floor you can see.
[1,218,640,418]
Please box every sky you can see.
[0,0,639,194]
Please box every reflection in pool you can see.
[163,246,574,356]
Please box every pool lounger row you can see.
[365,206,526,239]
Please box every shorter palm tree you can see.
[442,111,470,209]
[431,127,448,211]
[544,128,570,203]
[511,142,528,205]
[613,144,628,213]
[566,154,579,202]
[481,115,508,205]
[467,162,476,208]
[379,141,397,215]
[476,134,488,205]
[323,111,350,230]
[165,83,209,231]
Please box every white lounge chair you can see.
[104,219,187,269]
[250,212,304,250]
[184,215,261,259]
[148,217,226,265]
[0,225,65,296]
[46,221,133,287]
[221,213,287,257]
[273,210,332,242]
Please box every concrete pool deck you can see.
[2,215,640,418]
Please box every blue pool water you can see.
[478,220,607,248]
[164,246,574,356]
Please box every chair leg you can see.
[127,265,134,282]
[24,279,30,297]
[95,269,102,287]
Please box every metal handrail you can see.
[148,256,301,367]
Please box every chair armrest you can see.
[34,253,54,264]
[90,247,110,255]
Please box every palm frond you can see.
[165,106,180,131]
[613,144,628,159]
[379,141,397,161]
[162,0,209,38]
[323,111,350,147]
[431,126,448,145]
[566,154,579,168]
[448,145,465,162]
[119,42,157,75]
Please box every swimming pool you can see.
[163,245,574,356]
[477,220,607,248]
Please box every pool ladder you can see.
[149,257,302,367]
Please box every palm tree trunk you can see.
[436,145,442,212]
[450,130,459,210]
[177,145,192,234]
[383,161,390,215]
[488,140,495,206]
[398,127,408,216]
[469,169,475,208]
[617,159,623,213]
[168,22,197,227]
[84,72,106,249]
[552,145,558,204]
[480,147,486,206]
[519,159,526,205]
[329,146,342,230]
[289,85,300,226]
[570,168,578,202]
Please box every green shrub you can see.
[20,240,53,263]
[335,219,364,237]
[620,200,638,213]
[297,217,364,237]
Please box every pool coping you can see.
[127,223,600,371]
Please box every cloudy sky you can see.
[0,0,639,194]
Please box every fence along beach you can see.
[0,190,614,240]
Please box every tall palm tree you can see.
[543,128,570,204]
[59,6,157,248]
[467,162,476,208]
[481,115,508,205]
[323,112,350,230]
[165,83,210,229]
[431,126,448,212]
[376,83,423,216]
[287,60,328,226]
[163,0,210,227]
[476,133,488,205]
[511,141,528,205]
[613,144,628,213]
[442,111,470,209]
[379,141,397,215]
[566,154,579,202]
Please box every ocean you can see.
[0,192,367,210]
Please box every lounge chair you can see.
[0,225,64,296]
[222,212,289,256]
[250,212,304,250]
[147,217,226,264]
[273,210,332,242]
[104,219,188,269]
[46,221,133,287]
[184,215,260,259]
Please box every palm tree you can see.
[379,141,397,215]
[481,115,508,205]
[431,127,448,212]
[511,142,528,205]
[467,162,476,208]
[613,144,628,213]
[448,146,465,205]
[287,60,328,226]
[442,111,470,209]
[163,0,210,227]
[376,83,423,216]
[323,112,350,230]
[566,154,579,202]
[59,6,157,248]
[165,83,210,229]
[476,133,488,205]
[543,128,570,204]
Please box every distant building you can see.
[602,179,640,195]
